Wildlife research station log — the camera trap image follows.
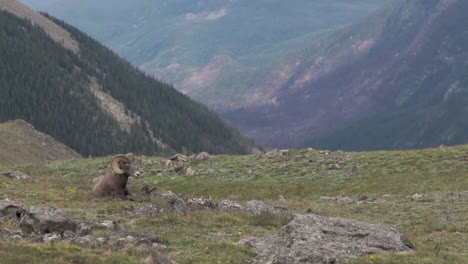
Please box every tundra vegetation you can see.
[0,145,467,263]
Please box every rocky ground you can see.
[0,145,467,263]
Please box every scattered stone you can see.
[165,160,174,168]
[306,148,314,152]
[235,236,258,248]
[146,250,178,264]
[328,164,341,170]
[170,154,190,162]
[1,171,39,181]
[43,232,61,243]
[0,228,22,241]
[19,207,77,235]
[140,184,158,195]
[411,193,424,200]
[219,200,243,211]
[76,221,93,237]
[169,197,188,215]
[359,195,369,201]
[264,149,289,161]
[278,195,286,202]
[63,230,76,240]
[248,213,415,264]
[161,191,176,197]
[319,192,355,205]
[187,198,219,210]
[207,231,242,237]
[0,199,27,220]
[72,235,100,248]
[96,220,123,231]
[186,167,196,177]
[191,152,213,162]
[131,205,162,217]
[244,200,282,216]
[108,230,160,247]
[174,166,184,173]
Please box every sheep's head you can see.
[111,153,140,178]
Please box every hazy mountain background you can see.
[19,0,468,151]
[0,1,255,157]
[223,0,468,149]
[21,0,388,109]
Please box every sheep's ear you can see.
[111,155,129,174]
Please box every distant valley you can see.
[21,0,388,110]
[222,0,468,149]
[20,0,468,151]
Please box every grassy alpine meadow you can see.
[0,145,467,263]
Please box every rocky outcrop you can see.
[245,213,415,264]
[19,207,77,235]
[1,171,39,181]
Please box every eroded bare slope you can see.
[0,0,78,53]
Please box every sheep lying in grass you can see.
[92,153,140,197]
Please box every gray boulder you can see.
[250,213,415,264]
[76,221,94,237]
[169,197,188,215]
[19,207,77,235]
[191,152,213,162]
[0,199,27,220]
[72,235,101,248]
[1,171,39,181]
[244,200,282,216]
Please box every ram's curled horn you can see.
[111,154,129,174]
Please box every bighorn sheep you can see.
[92,153,140,197]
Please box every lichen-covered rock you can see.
[170,154,190,162]
[43,232,62,243]
[0,199,27,220]
[191,152,213,162]
[187,198,219,210]
[185,167,196,177]
[76,221,93,237]
[19,207,77,235]
[250,213,415,264]
[72,235,100,248]
[169,197,188,215]
[244,200,282,216]
[1,171,39,181]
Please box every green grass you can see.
[0,145,467,263]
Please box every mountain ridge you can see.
[0,4,256,156]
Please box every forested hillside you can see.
[0,8,255,156]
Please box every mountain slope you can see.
[0,119,81,167]
[222,0,468,150]
[0,2,255,156]
[21,0,388,109]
